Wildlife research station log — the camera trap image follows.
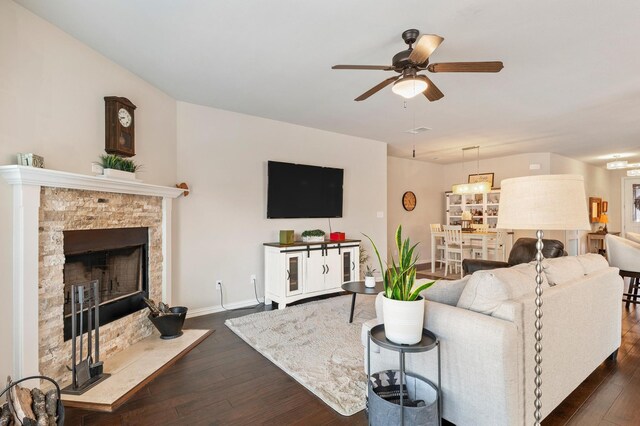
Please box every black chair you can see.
[462,237,566,276]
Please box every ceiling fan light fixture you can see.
[392,76,428,99]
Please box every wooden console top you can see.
[263,239,361,248]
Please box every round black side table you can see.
[341,281,384,323]
[367,324,441,426]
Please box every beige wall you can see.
[386,156,444,265]
[174,101,388,312]
[0,0,177,381]
[395,152,611,259]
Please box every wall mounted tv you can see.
[267,161,344,218]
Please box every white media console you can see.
[263,240,361,309]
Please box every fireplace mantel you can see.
[1,165,182,379]
[0,165,184,198]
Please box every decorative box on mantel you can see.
[0,165,184,381]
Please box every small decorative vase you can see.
[364,276,376,288]
[382,296,425,345]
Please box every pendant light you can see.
[452,146,491,194]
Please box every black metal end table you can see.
[367,324,442,426]
[341,281,384,323]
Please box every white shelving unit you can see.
[445,189,501,229]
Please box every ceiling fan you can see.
[332,29,503,102]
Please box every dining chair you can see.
[430,223,447,270]
[471,223,489,233]
[486,229,509,261]
[443,225,472,278]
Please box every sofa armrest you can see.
[462,259,510,276]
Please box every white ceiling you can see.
[15,0,640,165]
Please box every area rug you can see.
[225,295,376,416]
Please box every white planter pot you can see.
[102,168,137,181]
[364,276,376,288]
[302,235,325,243]
[382,296,425,345]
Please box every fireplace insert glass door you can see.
[62,227,149,340]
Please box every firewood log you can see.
[45,389,58,426]
[30,388,47,426]
[9,382,36,425]
[44,389,57,417]
[143,297,161,316]
[0,403,12,426]
[158,302,171,314]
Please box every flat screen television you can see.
[267,161,343,218]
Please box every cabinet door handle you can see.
[286,270,290,281]
[326,264,330,274]
[351,261,355,271]
[322,265,326,274]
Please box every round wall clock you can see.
[402,191,417,211]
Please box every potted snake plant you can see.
[364,225,435,344]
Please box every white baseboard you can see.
[186,298,264,318]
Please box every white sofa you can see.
[362,254,623,426]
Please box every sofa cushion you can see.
[576,253,610,275]
[542,256,585,286]
[457,263,548,315]
[421,276,470,306]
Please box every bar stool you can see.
[606,234,640,308]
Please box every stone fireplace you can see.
[0,166,183,381]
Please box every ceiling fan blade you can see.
[417,75,444,101]
[427,61,504,73]
[355,76,400,101]
[408,34,444,64]
[332,65,395,70]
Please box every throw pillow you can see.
[542,256,585,286]
[421,276,470,306]
[457,263,548,315]
[576,253,609,275]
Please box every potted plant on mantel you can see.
[301,229,326,243]
[96,154,141,181]
[365,225,435,345]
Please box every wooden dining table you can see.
[430,231,512,273]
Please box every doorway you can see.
[622,177,640,236]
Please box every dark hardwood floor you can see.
[66,302,640,425]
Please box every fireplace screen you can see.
[63,227,149,340]
[63,246,144,316]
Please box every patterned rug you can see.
[225,295,376,416]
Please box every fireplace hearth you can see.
[63,227,149,340]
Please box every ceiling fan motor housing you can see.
[402,29,420,45]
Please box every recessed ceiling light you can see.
[404,127,431,134]
[607,160,628,170]
[598,153,635,160]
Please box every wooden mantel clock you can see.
[104,96,136,157]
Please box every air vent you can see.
[404,126,431,134]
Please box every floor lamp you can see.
[496,175,590,425]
